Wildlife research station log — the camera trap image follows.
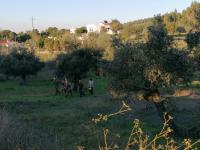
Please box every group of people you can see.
[53,78,73,96]
[53,77,94,97]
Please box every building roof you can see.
[0,40,9,44]
[0,40,13,47]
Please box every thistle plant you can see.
[82,101,200,150]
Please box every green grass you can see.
[0,73,200,149]
[191,80,200,88]
[0,75,107,102]
[0,75,138,149]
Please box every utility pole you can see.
[32,16,35,30]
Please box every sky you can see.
[0,0,198,32]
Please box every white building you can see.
[70,28,76,34]
[70,20,115,35]
[86,24,99,33]
[86,20,114,35]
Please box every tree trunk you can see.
[153,101,179,134]
[145,89,182,137]
[146,89,200,137]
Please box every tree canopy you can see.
[0,48,44,83]
[56,48,102,81]
[75,27,87,35]
[109,16,194,101]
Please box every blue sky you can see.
[0,0,198,32]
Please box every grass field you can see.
[0,75,114,149]
[0,70,200,149]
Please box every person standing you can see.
[78,80,84,97]
[53,76,61,95]
[63,78,68,95]
[88,78,94,95]
[67,82,73,96]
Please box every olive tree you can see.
[0,54,15,79]
[109,43,147,93]
[56,48,102,90]
[146,15,171,51]
[0,48,44,83]
[109,18,194,135]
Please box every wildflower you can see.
[167,127,173,133]
[113,144,119,149]
[138,127,143,134]
[133,119,140,128]
[103,115,108,121]
[105,129,109,134]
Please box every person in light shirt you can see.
[88,78,94,95]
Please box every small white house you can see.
[70,28,76,34]
[70,20,115,35]
[86,24,99,33]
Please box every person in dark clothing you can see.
[67,83,73,96]
[53,77,61,95]
[78,80,84,97]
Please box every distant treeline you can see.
[1,1,200,59]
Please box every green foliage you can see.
[0,54,15,77]
[120,19,152,43]
[36,38,45,48]
[186,32,200,49]
[182,1,200,31]
[110,19,123,33]
[16,32,31,43]
[41,31,50,38]
[56,48,102,81]
[42,29,79,52]
[162,49,193,84]
[60,32,80,52]
[163,10,180,34]
[75,26,87,35]
[96,33,114,60]
[147,15,171,50]
[109,39,193,96]
[0,30,16,40]
[44,38,62,51]
[109,43,147,92]
[28,29,40,41]
[119,2,200,43]
[46,27,59,37]
[81,33,114,60]
[0,48,44,82]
